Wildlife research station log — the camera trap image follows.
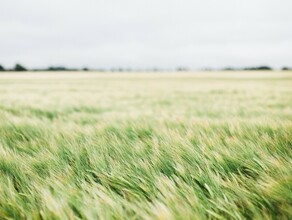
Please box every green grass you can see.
[0,71,291,219]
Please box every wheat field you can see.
[0,71,291,219]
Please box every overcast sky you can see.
[0,0,291,69]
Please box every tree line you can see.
[0,63,291,72]
[0,64,28,71]
[0,64,89,72]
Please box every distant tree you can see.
[21,66,83,71]
[47,66,72,71]
[223,67,236,71]
[0,65,5,71]
[282,67,291,71]
[257,66,272,70]
[14,63,27,71]
[82,67,89,71]
[243,66,272,71]
[176,66,189,72]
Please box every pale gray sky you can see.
[0,0,291,69]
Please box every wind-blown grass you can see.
[0,71,291,219]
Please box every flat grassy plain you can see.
[0,71,291,219]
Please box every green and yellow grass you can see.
[0,71,291,219]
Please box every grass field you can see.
[0,71,291,219]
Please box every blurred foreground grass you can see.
[0,71,291,219]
